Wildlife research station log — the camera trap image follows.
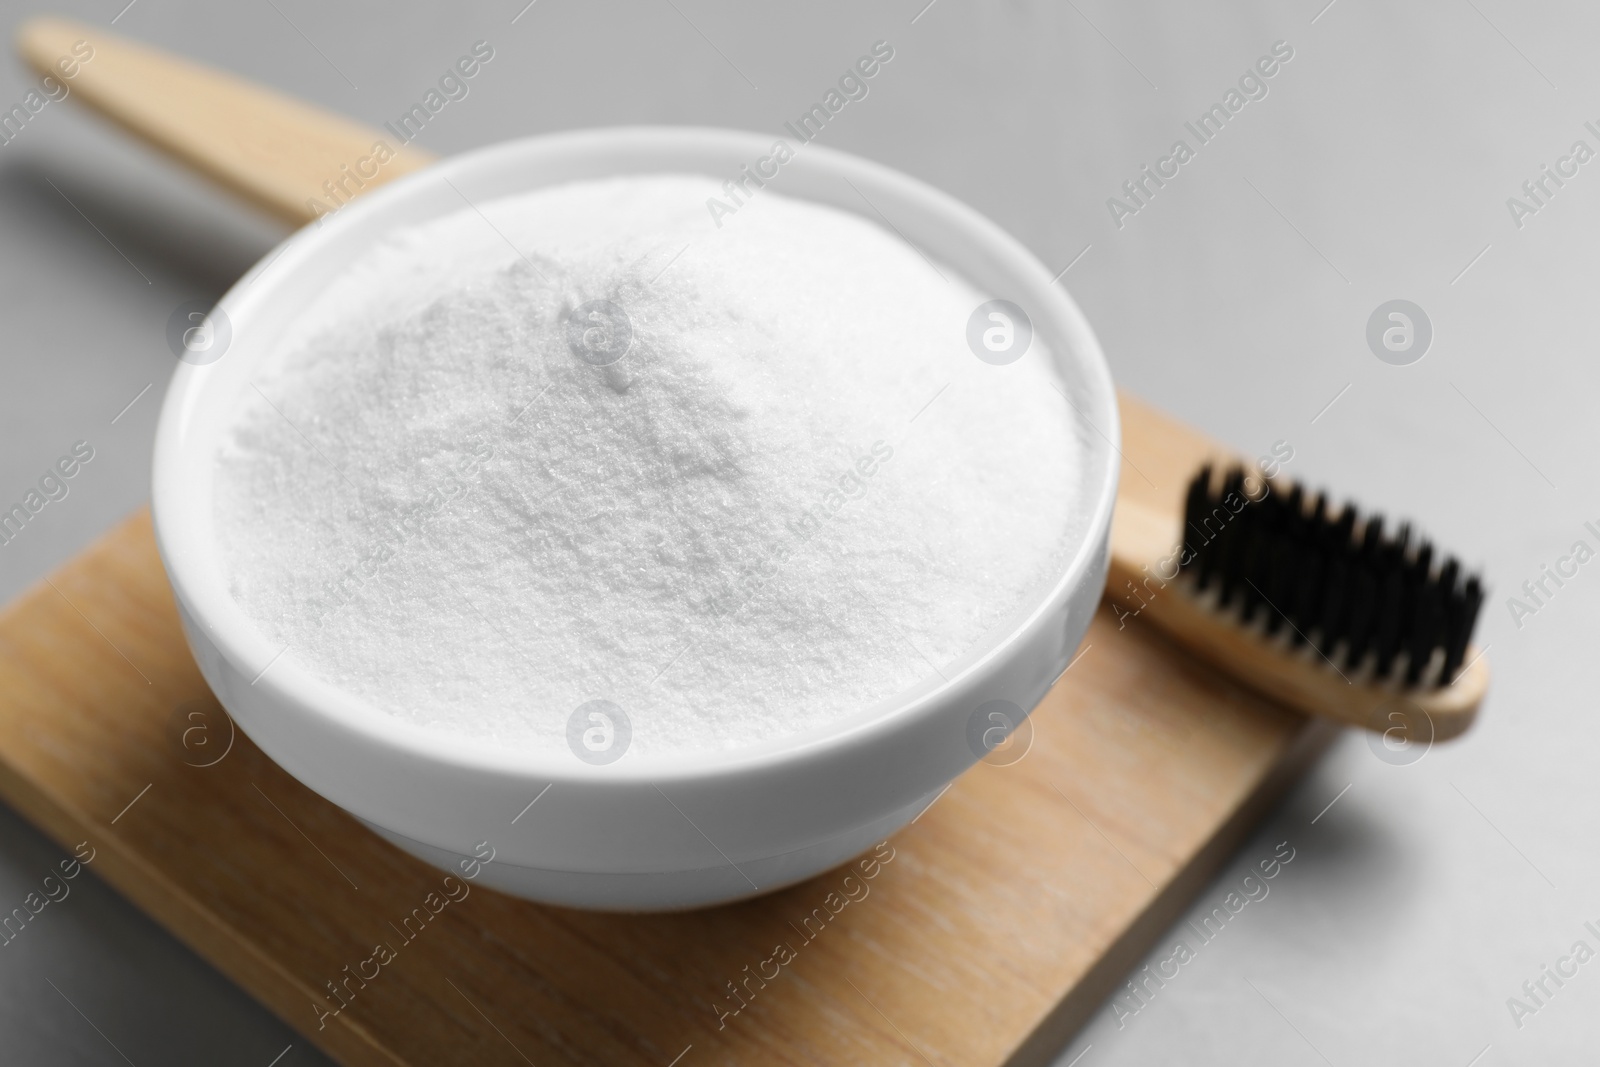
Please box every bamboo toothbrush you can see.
[16,17,1489,743]
[1108,422,1488,742]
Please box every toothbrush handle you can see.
[15,16,434,225]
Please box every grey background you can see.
[0,0,1593,1063]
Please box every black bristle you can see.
[1440,575,1484,684]
[1214,469,1249,610]
[1258,489,1290,636]
[1402,543,1437,686]
[1292,493,1329,646]
[1344,517,1384,668]
[1183,464,1215,589]
[1270,484,1305,641]
[1176,465,1487,689]
[1317,505,1356,652]
[1235,476,1273,627]
[1371,527,1407,677]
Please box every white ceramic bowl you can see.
[152,127,1119,911]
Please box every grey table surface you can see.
[0,0,1593,1063]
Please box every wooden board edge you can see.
[0,523,405,1067]
[0,745,408,1067]
[1000,714,1339,1066]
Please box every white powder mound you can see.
[213,174,1086,756]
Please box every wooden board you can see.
[0,394,1332,1067]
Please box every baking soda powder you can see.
[214,174,1083,756]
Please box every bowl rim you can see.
[151,124,1120,787]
